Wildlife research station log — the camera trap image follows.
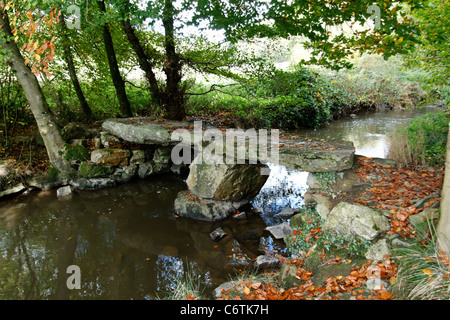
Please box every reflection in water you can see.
[0,107,442,299]
[0,174,285,299]
[252,164,308,226]
[295,107,441,158]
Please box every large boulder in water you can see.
[186,154,270,202]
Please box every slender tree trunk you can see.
[97,0,132,118]
[0,10,71,172]
[437,124,450,258]
[121,0,186,120]
[162,0,186,121]
[59,11,93,120]
[121,17,162,105]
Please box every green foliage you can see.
[187,57,428,130]
[405,110,449,166]
[193,0,424,70]
[402,0,450,106]
[403,1,449,84]
[64,144,90,161]
[247,67,332,129]
[186,66,337,130]
[44,164,61,182]
[79,161,114,178]
[389,110,450,167]
[393,219,450,300]
[312,172,344,195]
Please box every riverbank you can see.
[208,156,446,300]
[0,109,448,300]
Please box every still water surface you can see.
[0,107,439,299]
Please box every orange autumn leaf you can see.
[422,269,433,276]
[250,282,262,290]
[379,291,392,300]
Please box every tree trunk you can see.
[121,17,162,106]
[0,10,71,172]
[97,0,133,118]
[162,0,186,121]
[120,0,186,120]
[59,11,93,120]
[437,123,450,258]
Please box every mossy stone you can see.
[79,162,114,178]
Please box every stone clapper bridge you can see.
[100,118,355,222]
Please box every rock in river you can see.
[174,190,248,222]
[186,152,270,202]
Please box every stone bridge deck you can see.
[102,118,355,173]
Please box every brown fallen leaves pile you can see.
[217,257,397,301]
[215,157,445,301]
[354,157,444,238]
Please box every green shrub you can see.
[185,56,428,130]
[389,110,449,167]
[243,66,333,129]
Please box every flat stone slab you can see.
[277,136,355,172]
[102,117,192,145]
[102,118,355,173]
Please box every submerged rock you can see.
[174,190,248,222]
[210,227,227,241]
[265,222,294,240]
[227,240,251,268]
[70,178,116,190]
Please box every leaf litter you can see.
[216,157,444,301]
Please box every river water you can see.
[0,106,440,299]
